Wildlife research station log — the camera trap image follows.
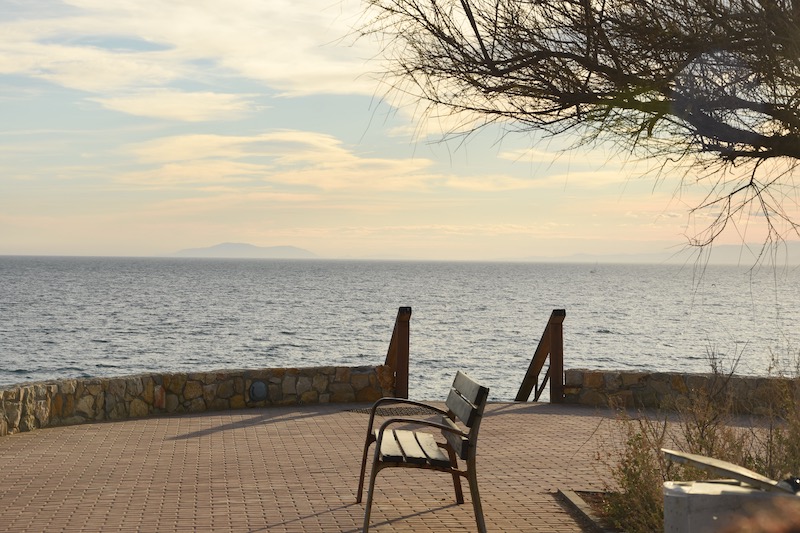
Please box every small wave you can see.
[91,339,110,344]
[95,363,120,369]
[112,329,140,335]
[596,329,615,334]
[278,342,308,349]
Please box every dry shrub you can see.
[599,349,800,533]
[601,414,671,532]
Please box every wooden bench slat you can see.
[453,370,489,406]
[446,388,478,427]
[379,430,452,467]
[413,432,451,468]
[393,430,429,464]
[379,430,405,463]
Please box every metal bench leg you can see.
[356,433,375,503]
[362,458,382,533]
[446,446,464,504]
[467,458,487,533]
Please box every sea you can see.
[2,256,799,401]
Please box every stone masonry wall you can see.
[563,368,798,414]
[0,365,395,437]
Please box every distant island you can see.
[170,243,317,259]
[157,240,799,264]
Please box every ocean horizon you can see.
[9,237,800,265]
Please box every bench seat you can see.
[378,429,452,467]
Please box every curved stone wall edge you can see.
[0,365,396,436]
[563,368,798,415]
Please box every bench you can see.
[356,371,489,532]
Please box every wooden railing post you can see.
[549,310,565,403]
[384,307,412,398]
[515,309,566,402]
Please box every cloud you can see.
[269,222,569,240]
[129,134,257,163]
[117,160,267,186]
[122,130,437,190]
[92,90,255,121]
[384,100,499,142]
[0,0,377,99]
[145,190,321,216]
[442,174,539,191]
[0,34,183,92]
[124,129,613,193]
[494,170,633,190]
[497,147,561,163]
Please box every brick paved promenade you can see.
[0,402,618,532]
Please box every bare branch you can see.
[361,0,800,249]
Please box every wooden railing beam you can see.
[515,309,566,402]
[384,307,412,398]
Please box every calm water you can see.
[1,256,799,400]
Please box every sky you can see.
[1,0,795,261]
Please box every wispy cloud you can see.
[117,160,267,186]
[122,130,437,190]
[442,174,540,191]
[497,147,561,163]
[0,0,375,105]
[92,90,255,121]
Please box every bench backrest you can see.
[442,371,489,460]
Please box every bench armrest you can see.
[363,398,449,438]
[368,397,448,415]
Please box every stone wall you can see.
[0,365,395,436]
[563,368,798,414]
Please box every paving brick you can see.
[0,402,618,532]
